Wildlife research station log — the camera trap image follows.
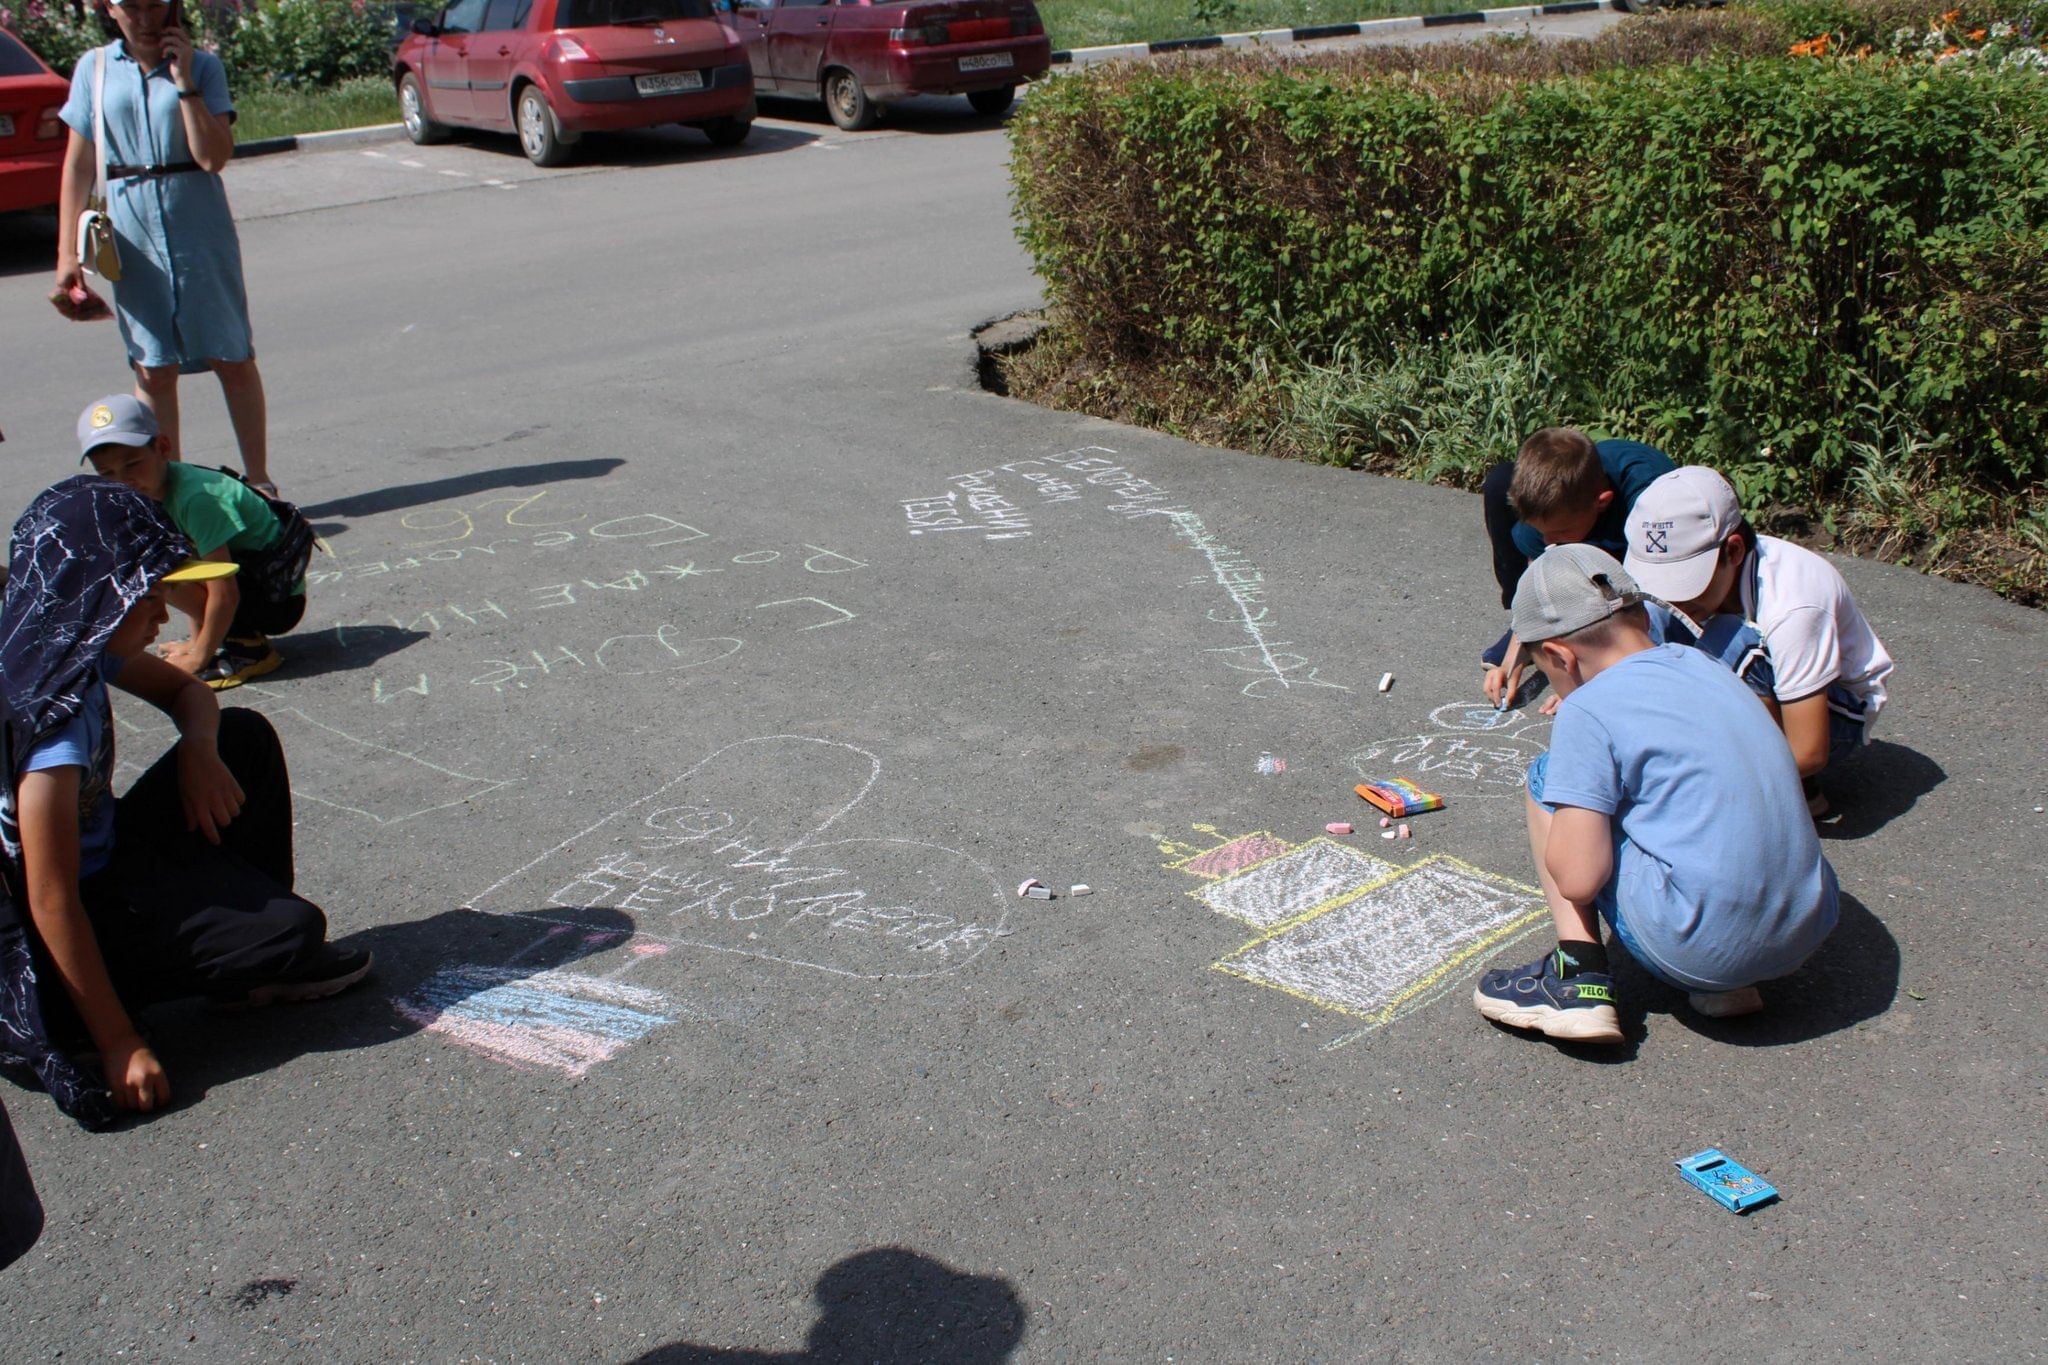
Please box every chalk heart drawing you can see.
[1163,827,1547,1035]
[468,736,1008,979]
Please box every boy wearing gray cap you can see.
[1473,545,1840,1042]
[76,395,309,690]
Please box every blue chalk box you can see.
[1675,1148,1779,1214]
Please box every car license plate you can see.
[636,71,705,96]
[0,115,13,139]
[958,52,1014,72]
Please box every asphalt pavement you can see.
[0,29,2042,1361]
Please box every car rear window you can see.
[0,31,52,77]
[557,0,712,26]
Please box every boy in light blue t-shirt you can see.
[1473,545,1839,1044]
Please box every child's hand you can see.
[1484,661,1525,708]
[158,638,210,673]
[103,1035,171,1112]
[1538,693,1561,717]
[177,740,246,845]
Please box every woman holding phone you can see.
[52,0,276,494]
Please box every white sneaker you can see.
[1688,986,1764,1018]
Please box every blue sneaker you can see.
[1473,951,1623,1043]
[1481,628,1514,668]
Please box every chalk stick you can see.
[1398,823,1411,840]
[1378,673,1394,692]
[1069,884,1092,896]
[1017,878,1044,898]
[1325,822,1353,835]
[1381,829,1397,840]
[1379,817,1392,829]
[1023,885,1054,900]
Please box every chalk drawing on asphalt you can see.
[466,736,1008,980]
[232,697,513,823]
[1165,827,1547,1038]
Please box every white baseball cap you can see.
[1622,467,1743,603]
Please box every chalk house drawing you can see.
[1165,827,1548,1034]
[467,736,1008,980]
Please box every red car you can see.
[394,0,757,166]
[722,0,1049,130]
[0,29,68,213]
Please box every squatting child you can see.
[0,478,367,1128]
[77,394,307,689]
[1481,428,1674,708]
[1472,545,1839,1043]
[1623,466,1894,814]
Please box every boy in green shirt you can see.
[76,396,305,689]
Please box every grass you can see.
[235,76,400,143]
[1036,0,1495,50]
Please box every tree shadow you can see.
[267,624,430,681]
[151,907,636,1107]
[434,119,820,168]
[297,457,624,521]
[1815,740,1945,842]
[753,92,1017,136]
[634,1247,1027,1364]
[1611,892,1899,1047]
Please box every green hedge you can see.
[1010,27,2048,564]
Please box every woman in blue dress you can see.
[53,0,275,493]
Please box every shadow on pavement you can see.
[299,457,624,521]
[267,624,430,681]
[633,1247,1028,1364]
[1613,892,1899,1047]
[155,907,634,1106]
[1817,739,1944,842]
[755,92,1015,135]
[0,209,59,280]
[436,119,820,168]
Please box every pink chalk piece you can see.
[1379,817,1392,829]
[1398,823,1411,840]
[1017,878,1045,898]
[1325,822,1353,835]
[629,942,669,957]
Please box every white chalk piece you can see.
[1023,885,1054,900]
[1069,884,1093,896]
[1381,829,1397,840]
[1016,878,1044,898]
[1325,822,1353,835]
[1378,673,1394,692]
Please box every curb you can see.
[235,121,407,161]
[1049,0,1629,65]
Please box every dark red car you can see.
[394,0,757,166]
[721,0,1049,129]
[0,29,68,213]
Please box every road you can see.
[0,24,2043,1362]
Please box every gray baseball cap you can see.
[1511,543,1646,644]
[77,394,157,463]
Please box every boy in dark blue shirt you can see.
[1480,428,1674,706]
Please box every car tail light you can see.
[36,107,64,140]
[888,22,947,45]
[1010,9,1042,34]
[549,34,594,60]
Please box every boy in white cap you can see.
[77,394,308,689]
[1622,467,1893,810]
[1472,545,1839,1041]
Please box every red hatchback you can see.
[0,29,69,213]
[394,0,757,166]
[722,0,1049,129]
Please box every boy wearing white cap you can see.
[1472,545,1839,1042]
[1622,467,1893,806]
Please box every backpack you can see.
[215,468,316,602]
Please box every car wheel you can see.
[824,69,878,131]
[967,85,1015,117]
[517,85,574,167]
[703,116,752,148]
[399,72,448,145]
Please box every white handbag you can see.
[76,47,122,282]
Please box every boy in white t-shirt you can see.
[1623,468,1895,810]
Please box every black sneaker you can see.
[1481,627,1514,668]
[1473,950,1623,1043]
[217,947,373,1011]
[198,635,283,690]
